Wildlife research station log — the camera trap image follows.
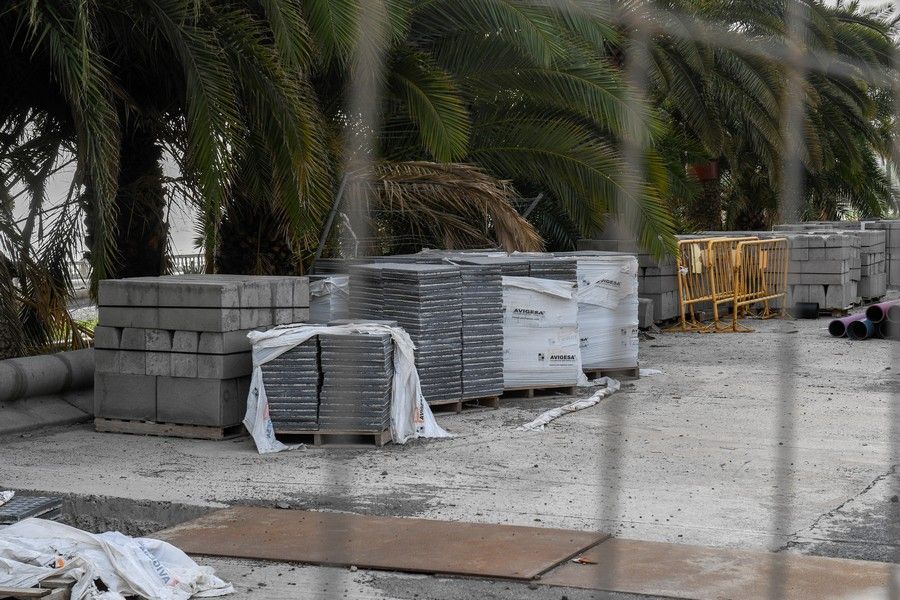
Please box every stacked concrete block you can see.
[318,333,393,432]
[774,223,886,300]
[861,221,900,289]
[262,338,320,431]
[94,275,310,427]
[781,233,858,310]
[576,239,678,322]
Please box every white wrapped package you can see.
[572,254,640,370]
[245,323,450,453]
[309,275,349,323]
[501,276,582,389]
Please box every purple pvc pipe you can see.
[827,313,866,337]
[865,299,900,323]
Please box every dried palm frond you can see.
[342,161,543,256]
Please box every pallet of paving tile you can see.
[500,385,578,399]
[94,418,246,441]
[429,396,500,414]
[584,365,640,380]
[275,428,392,447]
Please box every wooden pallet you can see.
[584,365,640,380]
[429,396,501,414]
[500,385,578,399]
[94,418,246,441]
[275,428,392,447]
[0,577,74,599]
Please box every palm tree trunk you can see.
[112,123,168,278]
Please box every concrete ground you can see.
[1,315,897,597]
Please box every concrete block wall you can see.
[94,275,309,427]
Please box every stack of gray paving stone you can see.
[318,332,393,432]
[348,263,388,319]
[526,256,578,282]
[456,264,504,399]
[94,275,309,428]
[381,264,463,404]
[261,338,319,431]
[448,254,530,276]
[576,239,678,322]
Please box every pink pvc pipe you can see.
[828,313,867,337]
[865,299,900,323]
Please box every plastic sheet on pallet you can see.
[246,323,450,453]
[573,255,640,370]
[501,276,582,389]
[309,275,350,323]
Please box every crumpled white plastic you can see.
[0,490,14,507]
[245,323,451,454]
[517,377,621,431]
[0,518,233,599]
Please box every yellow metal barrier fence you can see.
[675,237,757,332]
[730,238,790,332]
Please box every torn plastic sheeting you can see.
[0,491,13,507]
[517,377,621,431]
[0,518,232,600]
[246,323,451,454]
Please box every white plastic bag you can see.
[518,377,621,430]
[0,518,233,600]
[246,323,451,454]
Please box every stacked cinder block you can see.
[782,233,858,310]
[576,239,678,322]
[860,221,900,289]
[774,223,886,300]
[94,275,310,428]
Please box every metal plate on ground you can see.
[156,507,607,580]
[540,538,896,600]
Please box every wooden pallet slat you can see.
[94,418,246,441]
[429,396,501,414]
[500,384,578,399]
[584,365,640,380]
[275,428,392,447]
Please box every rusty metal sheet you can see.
[541,538,897,599]
[156,507,608,580]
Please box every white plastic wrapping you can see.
[518,377,621,430]
[501,276,582,389]
[309,276,349,323]
[245,323,450,453]
[0,518,232,599]
[573,255,640,370]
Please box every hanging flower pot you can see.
[687,161,720,182]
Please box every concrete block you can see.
[638,297,653,329]
[292,277,310,307]
[197,352,252,379]
[825,284,851,308]
[239,279,273,308]
[790,285,808,303]
[145,329,172,352]
[791,248,808,261]
[94,349,119,373]
[119,328,146,351]
[806,236,825,248]
[156,376,249,427]
[801,259,849,274]
[94,372,157,421]
[171,331,199,353]
[273,307,294,325]
[808,285,826,307]
[198,330,255,354]
[796,273,850,285]
[240,307,272,330]
[93,326,121,350]
[94,350,146,375]
[807,248,825,260]
[98,307,159,329]
[157,279,240,308]
[98,278,158,307]
[171,353,198,378]
[293,307,311,323]
[157,307,241,332]
[825,247,850,260]
[145,352,171,376]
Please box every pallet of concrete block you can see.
[93,274,310,439]
[781,232,859,312]
[774,223,887,301]
[864,220,900,288]
[555,251,640,378]
[576,239,677,324]
[500,276,581,395]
